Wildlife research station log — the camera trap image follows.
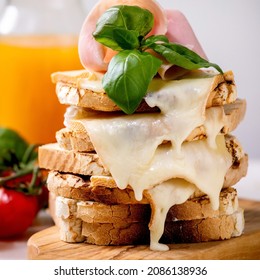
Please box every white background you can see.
[1,0,259,159]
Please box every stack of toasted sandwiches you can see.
[38,68,247,251]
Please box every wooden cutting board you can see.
[27,199,260,260]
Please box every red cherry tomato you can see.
[0,187,39,238]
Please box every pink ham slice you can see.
[165,9,207,59]
[158,9,208,80]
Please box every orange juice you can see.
[0,35,83,144]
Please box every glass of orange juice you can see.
[0,0,86,144]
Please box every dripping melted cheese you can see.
[68,75,232,251]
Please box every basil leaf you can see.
[93,5,154,50]
[0,128,33,170]
[150,43,223,73]
[102,50,162,114]
[141,35,169,50]
[113,28,140,50]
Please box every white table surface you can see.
[0,210,54,260]
[0,159,259,260]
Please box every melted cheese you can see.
[145,78,212,154]
[204,106,227,148]
[68,75,232,251]
[148,179,196,251]
[64,106,109,128]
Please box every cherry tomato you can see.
[0,187,39,238]
[0,128,48,237]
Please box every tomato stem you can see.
[28,166,40,193]
[0,168,33,184]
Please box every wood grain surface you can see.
[27,199,260,260]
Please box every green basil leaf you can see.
[93,5,154,50]
[150,43,223,73]
[141,35,169,50]
[113,28,140,50]
[0,128,35,170]
[102,50,162,114]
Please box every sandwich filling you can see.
[67,72,233,250]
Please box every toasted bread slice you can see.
[162,208,244,244]
[47,171,148,204]
[39,143,110,176]
[77,202,151,224]
[81,209,244,245]
[56,99,246,153]
[76,187,238,223]
[52,70,237,112]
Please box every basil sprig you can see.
[0,128,37,171]
[93,5,223,114]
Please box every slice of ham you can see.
[157,10,208,80]
[78,0,167,72]
[78,0,208,77]
[165,9,207,59]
